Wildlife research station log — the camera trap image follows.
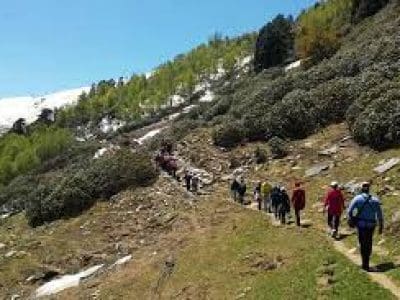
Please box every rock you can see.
[318,145,339,156]
[0,243,5,250]
[343,180,361,194]
[374,158,400,174]
[11,295,20,300]
[377,239,386,246]
[5,250,16,258]
[348,247,358,254]
[305,163,331,177]
[392,211,400,223]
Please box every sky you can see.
[0,0,316,98]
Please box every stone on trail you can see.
[318,145,339,157]
[305,163,331,177]
[374,158,400,174]
[0,242,5,250]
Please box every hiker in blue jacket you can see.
[347,182,384,272]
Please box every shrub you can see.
[295,0,353,62]
[25,149,158,227]
[0,175,38,211]
[351,0,389,23]
[267,89,317,139]
[0,127,73,185]
[213,121,245,148]
[269,136,288,158]
[352,88,400,149]
[254,14,294,72]
[254,146,267,164]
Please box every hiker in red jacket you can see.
[291,182,306,227]
[324,182,345,239]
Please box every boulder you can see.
[305,163,331,177]
[374,158,400,174]
[318,145,339,156]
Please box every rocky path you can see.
[332,240,400,299]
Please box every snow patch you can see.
[182,105,198,114]
[93,144,121,159]
[99,117,125,134]
[199,90,215,103]
[35,265,103,298]
[169,95,185,107]
[285,60,302,72]
[0,87,90,134]
[112,255,132,267]
[236,55,252,69]
[134,127,167,145]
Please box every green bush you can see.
[352,88,400,149]
[0,175,38,211]
[295,0,353,62]
[351,0,389,23]
[0,127,73,185]
[254,147,267,164]
[254,14,294,72]
[25,149,158,227]
[212,121,245,148]
[269,136,288,158]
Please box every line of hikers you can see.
[231,178,306,226]
[230,178,384,272]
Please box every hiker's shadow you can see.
[374,262,399,273]
[335,232,354,241]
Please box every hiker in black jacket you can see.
[278,187,291,224]
[230,178,240,202]
[237,178,247,205]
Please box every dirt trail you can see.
[170,143,400,299]
[230,191,400,299]
[332,240,400,299]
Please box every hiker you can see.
[254,182,262,210]
[230,178,240,202]
[191,175,200,193]
[183,170,193,191]
[270,185,282,219]
[237,177,247,205]
[291,182,306,227]
[348,182,384,272]
[324,182,345,238]
[261,181,272,213]
[279,187,291,224]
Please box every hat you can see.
[361,181,371,188]
[330,181,339,188]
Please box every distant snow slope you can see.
[0,87,90,134]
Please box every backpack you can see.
[348,195,371,228]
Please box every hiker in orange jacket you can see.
[291,182,306,227]
[324,182,345,239]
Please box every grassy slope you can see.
[1,126,399,299]
[62,185,394,300]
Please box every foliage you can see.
[25,149,158,227]
[295,0,353,62]
[269,136,288,159]
[56,34,256,128]
[212,121,245,148]
[351,0,389,23]
[254,14,294,72]
[352,88,400,150]
[0,175,38,211]
[0,127,73,185]
[254,146,267,164]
